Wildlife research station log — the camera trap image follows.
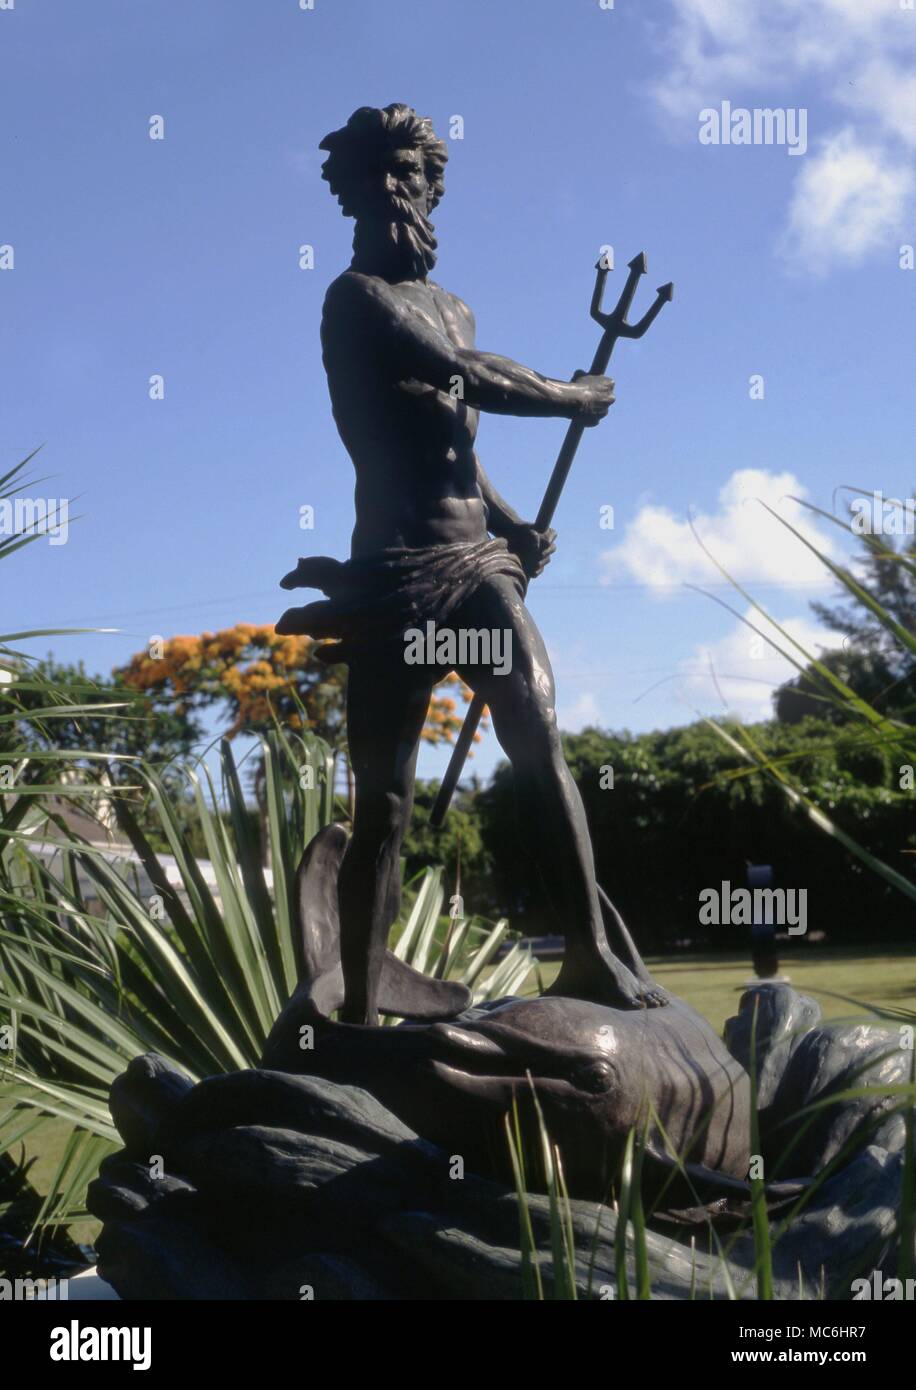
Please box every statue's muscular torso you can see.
[321,270,488,557]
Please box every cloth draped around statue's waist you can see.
[275,536,526,665]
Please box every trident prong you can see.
[590,251,674,352]
[591,251,648,330]
[619,280,675,339]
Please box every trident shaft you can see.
[429,253,673,829]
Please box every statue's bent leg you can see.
[337,661,433,1025]
[455,577,666,1009]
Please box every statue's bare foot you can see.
[546,950,668,1010]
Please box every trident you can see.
[430,253,673,828]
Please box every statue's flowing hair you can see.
[319,104,448,217]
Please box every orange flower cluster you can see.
[118,622,477,746]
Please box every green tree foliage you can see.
[404,779,494,911]
[476,718,914,949]
[775,511,916,724]
[4,656,202,763]
[2,656,210,853]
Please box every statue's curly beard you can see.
[353,193,438,279]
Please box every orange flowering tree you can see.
[115,623,472,749]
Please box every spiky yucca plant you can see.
[0,728,536,1239]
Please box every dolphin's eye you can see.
[576,1058,614,1094]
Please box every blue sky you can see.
[2,0,914,781]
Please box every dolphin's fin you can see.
[293,823,469,1021]
[377,953,470,1021]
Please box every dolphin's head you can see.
[380,994,751,1197]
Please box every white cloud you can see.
[601,468,841,596]
[548,639,607,731]
[839,58,916,150]
[780,128,914,274]
[651,0,910,117]
[648,0,916,270]
[560,690,603,731]
[676,607,833,722]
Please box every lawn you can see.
[645,944,916,1034]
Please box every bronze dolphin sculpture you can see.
[260,826,760,1204]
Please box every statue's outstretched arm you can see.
[327,272,613,424]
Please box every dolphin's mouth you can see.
[426,1059,602,1109]
[421,1019,617,1103]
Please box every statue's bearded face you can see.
[377,145,430,217]
[355,143,438,278]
